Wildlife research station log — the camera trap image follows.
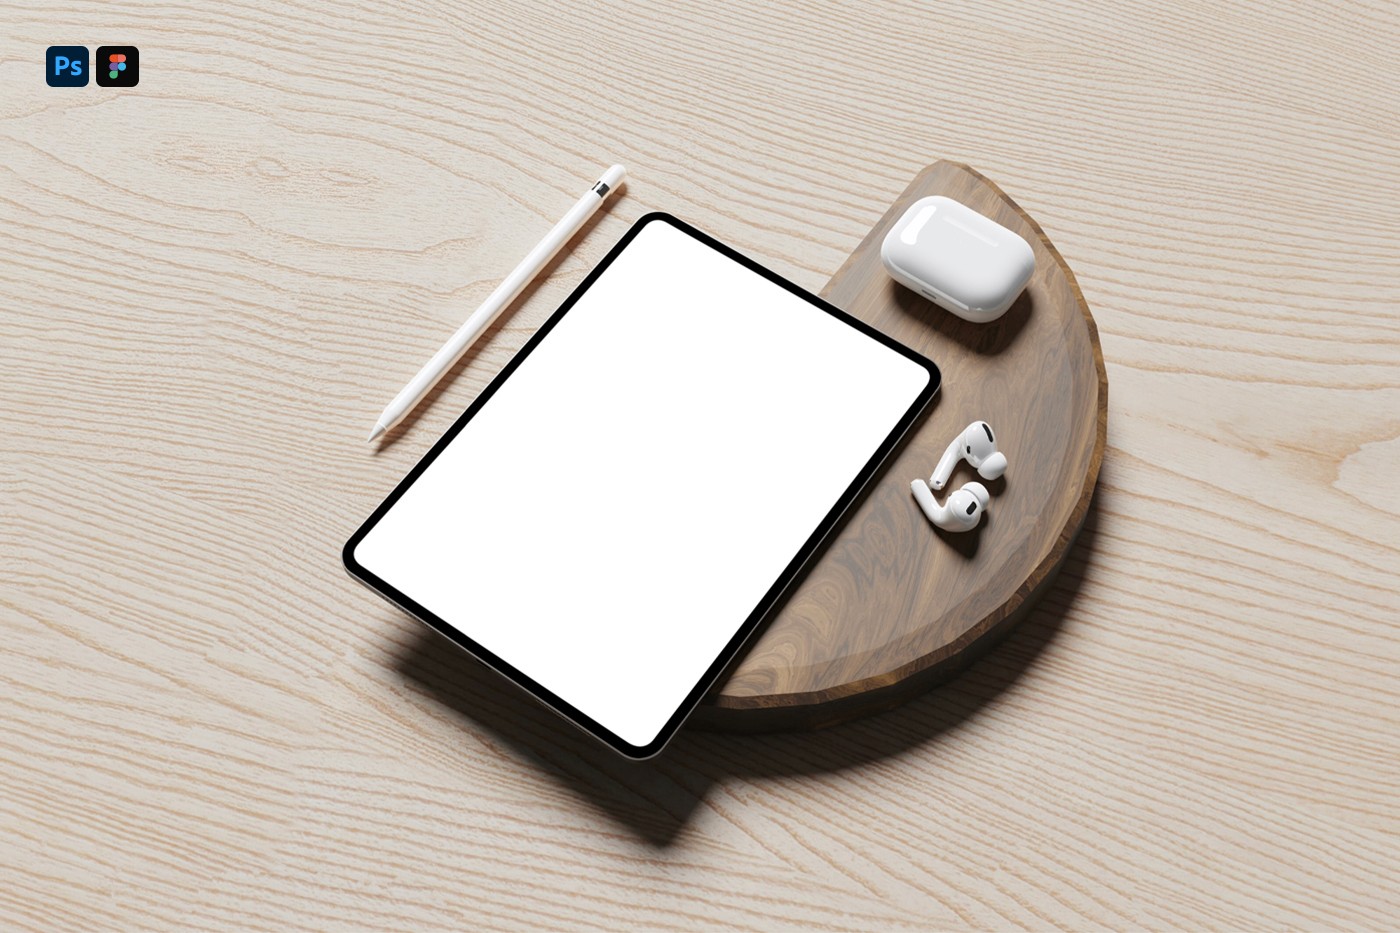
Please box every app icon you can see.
[46,46,89,87]
[95,46,138,87]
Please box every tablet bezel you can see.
[344,213,940,758]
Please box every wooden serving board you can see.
[695,161,1107,731]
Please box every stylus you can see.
[368,164,628,442]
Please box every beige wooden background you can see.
[3,0,1397,928]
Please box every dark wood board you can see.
[695,161,1108,732]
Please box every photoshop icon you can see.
[46,46,89,87]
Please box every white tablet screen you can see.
[348,215,937,756]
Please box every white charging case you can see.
[880,196,1035,323]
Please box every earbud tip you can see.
[981,452,1008,480]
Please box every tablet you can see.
[344,214,940,758]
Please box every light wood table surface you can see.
[3,1,1397,928]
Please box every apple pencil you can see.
[368,164,627,442]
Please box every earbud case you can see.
[880,196,1035,323]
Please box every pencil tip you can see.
[367,422,387,443]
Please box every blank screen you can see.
[352,217,932,752]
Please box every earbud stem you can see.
[910,479,943,523]
[930,438,961,491]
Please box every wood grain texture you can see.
[2,0,1398,929]
[702,161,1107,729]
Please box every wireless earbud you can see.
[930,421,1007,491]
[911,479,990,532]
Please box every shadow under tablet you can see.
[384,493,1102,847]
